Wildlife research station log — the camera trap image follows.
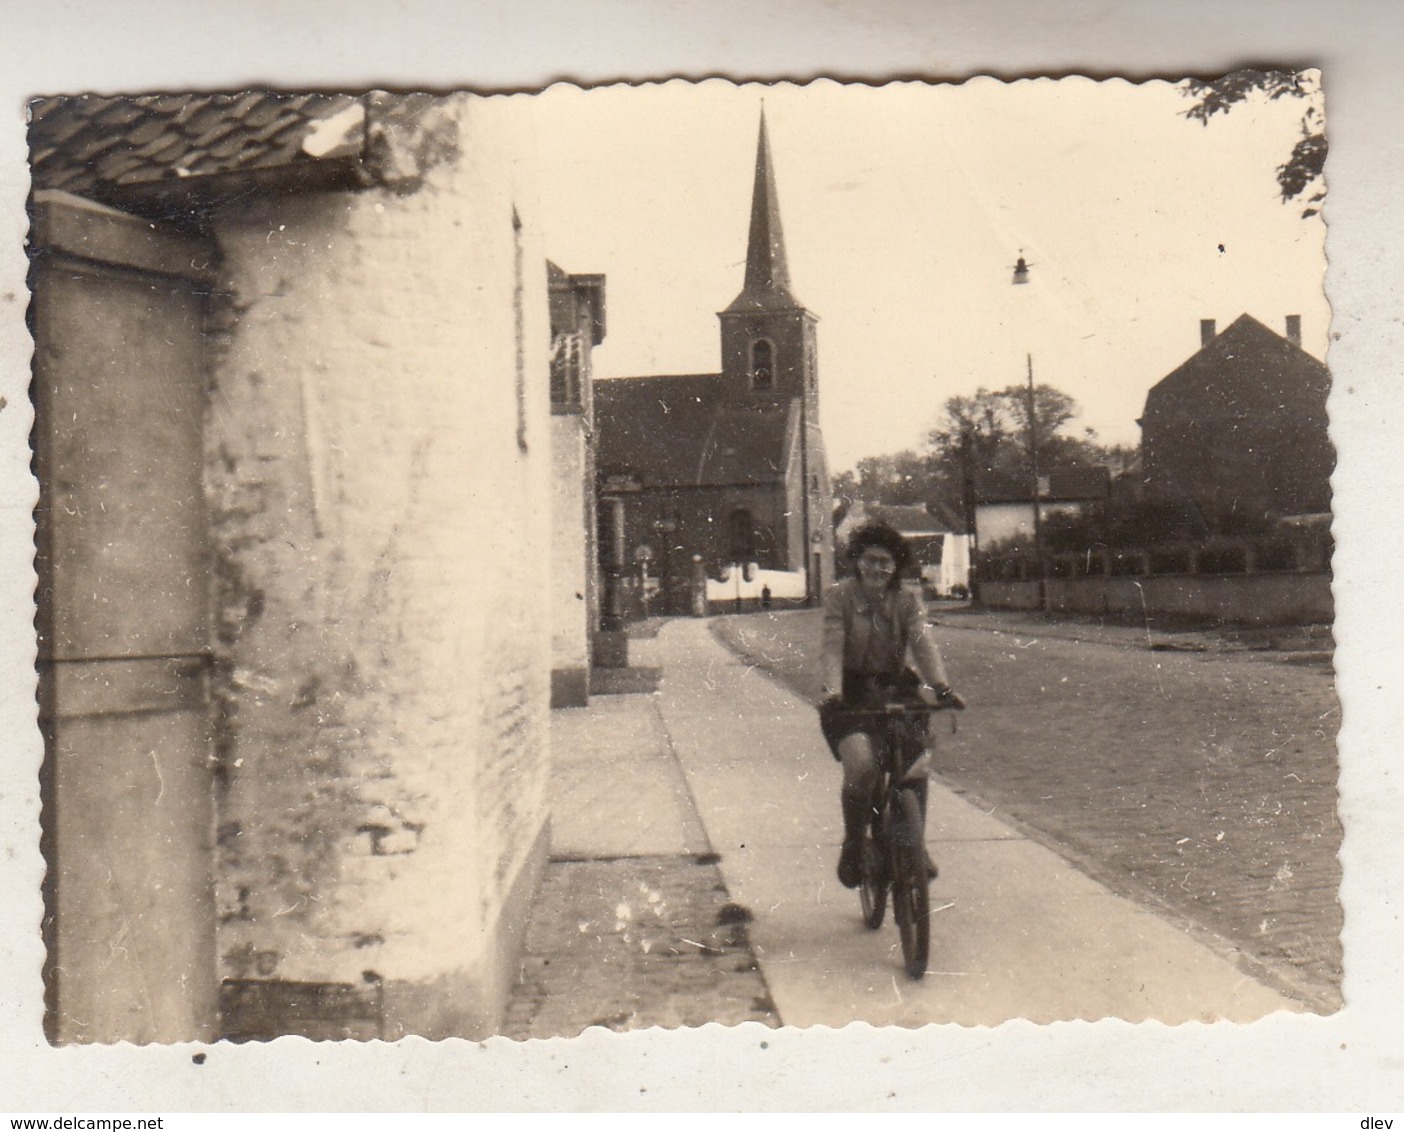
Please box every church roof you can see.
[595,374,795,487]
[722,111,807,315]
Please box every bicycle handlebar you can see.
[881,697,964,715]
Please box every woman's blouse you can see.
[821,578,950,694]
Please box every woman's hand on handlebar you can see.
[918,684,966,710]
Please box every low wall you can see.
[979,572,1333,626]
[706,567,805,604]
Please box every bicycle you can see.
[857,698,961,980]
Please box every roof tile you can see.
[168,97,210,126]
[125,115,173,147]
[30,109,85,147]
[29,92,368,204]
[209,130,261,161]
[187,117,242,150]
[226,92,265,118]
[92,100,146,127]
[95,150,146,181]
[141,94,196,115]
[239,97,291,130]
[27,97,62,122]
[70,131,124,163]
[133,130,188,161]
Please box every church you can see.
[594,113,835,614]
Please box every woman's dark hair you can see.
[847,522,912,589]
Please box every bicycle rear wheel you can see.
[890,787,930,978]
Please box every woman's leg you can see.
[835,731,878,886]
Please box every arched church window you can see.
[751,340,774,391]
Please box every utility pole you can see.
[1026,352,1045,610]
[1012,251,1046,611]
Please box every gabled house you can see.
[974,466,1111,549]
[835,501,971,597]
[593,112,834,613]
[1139,314,1333,524]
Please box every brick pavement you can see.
[501,856,777,1039]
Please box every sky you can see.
[528,76,1330,472]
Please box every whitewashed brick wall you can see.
[205,94,552,1032]
[550,417,590,692]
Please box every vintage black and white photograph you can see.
[24,70,1343,1050]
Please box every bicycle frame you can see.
[859,701,956,979]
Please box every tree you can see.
[1182,69,1326,219]
[832,449,939,509]
[927,388,1012,475]
[927,383,1106,483]
[835,384,1126,536]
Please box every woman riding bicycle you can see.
[818,522,964,889]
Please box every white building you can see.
[835,501,971,597]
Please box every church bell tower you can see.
[718,111,819,423]
[716,110,832,601]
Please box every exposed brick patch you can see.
[220,976,383,1042]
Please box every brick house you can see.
[593,113,835,614]
[1139,314,1333,524]
[30,92,572,1041]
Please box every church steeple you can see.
[717,110,818,409]
[724,110,803,314]
[710,108,832,601]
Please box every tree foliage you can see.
[832,449,939,509]
[927,383,1105,481]
[835,384,1127,523]
[1182,69,1326,218]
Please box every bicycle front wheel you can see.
[890,787,930,979]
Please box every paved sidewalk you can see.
[505,617,1305,1035]
[636,618,1303,1028]
[501,694,778,1039]
[546,695,707,860]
